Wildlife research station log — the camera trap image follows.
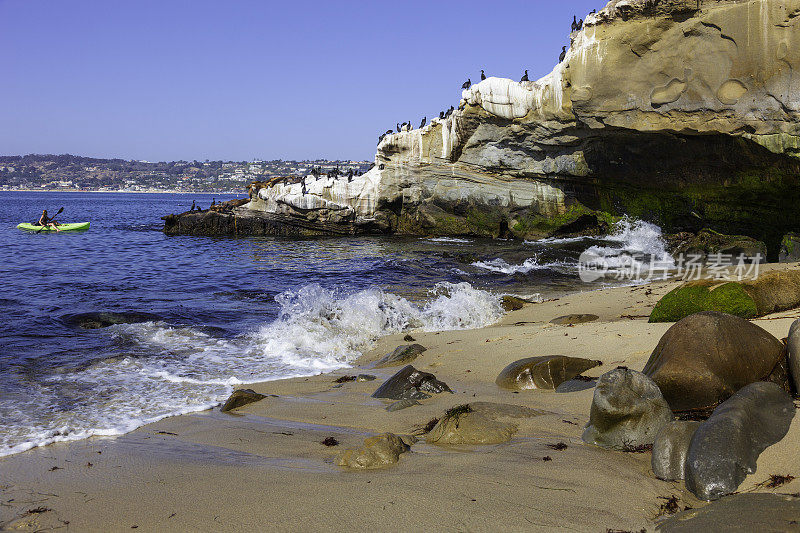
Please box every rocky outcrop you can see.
[166,0,800,256]
[220,389,267,412]
[425,402,544,446]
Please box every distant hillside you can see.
[0,154,371,192]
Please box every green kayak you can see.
[17,222,90,232]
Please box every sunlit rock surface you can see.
[171,0,800,252]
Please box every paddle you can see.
[36,207,64,234]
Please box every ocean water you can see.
[0,191,673,456]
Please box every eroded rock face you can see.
[643,311,787,415]
[582,367,673,449]
[220,389,267,412]
[374,344,427,368]
[337,433,414,469]
[168,0,800,252]
[371,365,452,400]
[495,356,602,390]
[684,382,795,501]
[651,420,701,481]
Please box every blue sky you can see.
[0,0,600,161]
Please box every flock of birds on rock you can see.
[378,10,598,145]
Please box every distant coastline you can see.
[2,188,244,195]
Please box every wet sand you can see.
[2,271,800,532]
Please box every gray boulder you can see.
[651,420,702,481]
[656,493,800,532]
[582,367,673,450]
[374,344,427,368]
[685,382,795,501]
[337,433,415,469]
[788,318,800,393]
[371,365,452,400]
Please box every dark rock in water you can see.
[582,367,673,450]
[356,374,376,382]
[779,233,800,263]
[386,398,421,412]
[501,295,528,312]
[337,433,415,469]
[555,378,597,393]
[220,389,267,412]
[656,493,800,532]
[496,356,602,391]
[643,311,787,416]
[371,365,452,400]
[664,229,767,260]
[65,311,159,330]
[403,334,416,342]
[374,344,427,368]
[684,382,795,501]
[788,319,800,394]
[651,420,702,481]
[549,314,599,325]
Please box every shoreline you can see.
[3,269,800,531]
[1,189,244,195]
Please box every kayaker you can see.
[37,209,61,232]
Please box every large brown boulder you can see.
[643,312,788,415]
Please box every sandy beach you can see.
[2,270,800,532]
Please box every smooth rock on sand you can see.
[549,314,599,325]
[684,382,795,501]
[651,420,701,481]
[371,365,452,400]
[657,493,800,532]
[643,311,788,416]
[582,368,673,450]
[426,402,544,446]
[337,433,414,469]
[495,355,602,391]
[787,318,800,393]
[374,344,427,368]
[220,389,267,412]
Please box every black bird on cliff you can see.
[520,70,529,82]
[191,200,196,211]
[577,18,583,30]
[461,78,471,90]
[480,69,486,81]
[571,15,578,32]
[559,46,567,63]
[439,111,445,119]
[420,116,426,128]
[396,123,401,132]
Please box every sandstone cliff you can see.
[167,0,800,256]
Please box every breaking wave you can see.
[0,282,502,457]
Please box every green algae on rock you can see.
[650,269,800,323]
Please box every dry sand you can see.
[2,272,800,532]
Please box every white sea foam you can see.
[0,282,502,457]
[472,257,544,274]
[582,218,675,272]
[427,237,473,244]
